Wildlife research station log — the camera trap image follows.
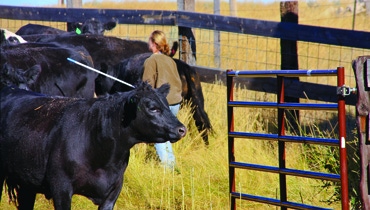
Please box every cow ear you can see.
[104,21,117,31]
[157,83,170,97]
[23,64,41,86]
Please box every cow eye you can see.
[149,107,161,113]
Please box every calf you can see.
[0,82,186,210]
[95,53,212,145]
[1,42,97,98]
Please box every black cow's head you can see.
[71,19,117,35]
[122,82,186,143]
[0,63,41,90]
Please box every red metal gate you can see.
[226,68,349,209]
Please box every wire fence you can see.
[1,0,368,135]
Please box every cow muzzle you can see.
[169,125,187,143]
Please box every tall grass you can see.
[1,82,349,209]
[0,0,363,209]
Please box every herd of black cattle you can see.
[0,19,212,209]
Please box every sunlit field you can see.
[1,82,347,209]
[0,0,366,209]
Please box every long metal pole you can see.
[337,66,349,210]
[67,58,135,89]
[227,69,236,210]
[277,75,287,210]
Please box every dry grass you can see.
[0,0,363,209]
[0,82,343,209]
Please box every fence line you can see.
[1,5,370,48]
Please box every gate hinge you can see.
[337,85,357,97]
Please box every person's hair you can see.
[149,30,170,56]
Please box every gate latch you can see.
[337,85,357,97]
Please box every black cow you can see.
[35,34,209,143]
[0,82,186,210]
[36,34,179,70]
[16,19,117,35]
[68,18,117,35]
[36,34,150,72]
[0,42,97,98]
[95,52,212,145]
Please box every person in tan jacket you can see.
[142,30,182,169]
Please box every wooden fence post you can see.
[229,0,237,17]
[177,0,196,65]
[66,0,82,32]
[280,1,299,131]
[353,56,370,209]
[214,0,220,68]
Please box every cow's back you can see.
[16,24,65,35]
[37,34,150,69]
[0,42,96,98]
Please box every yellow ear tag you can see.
[75,28,82,35]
